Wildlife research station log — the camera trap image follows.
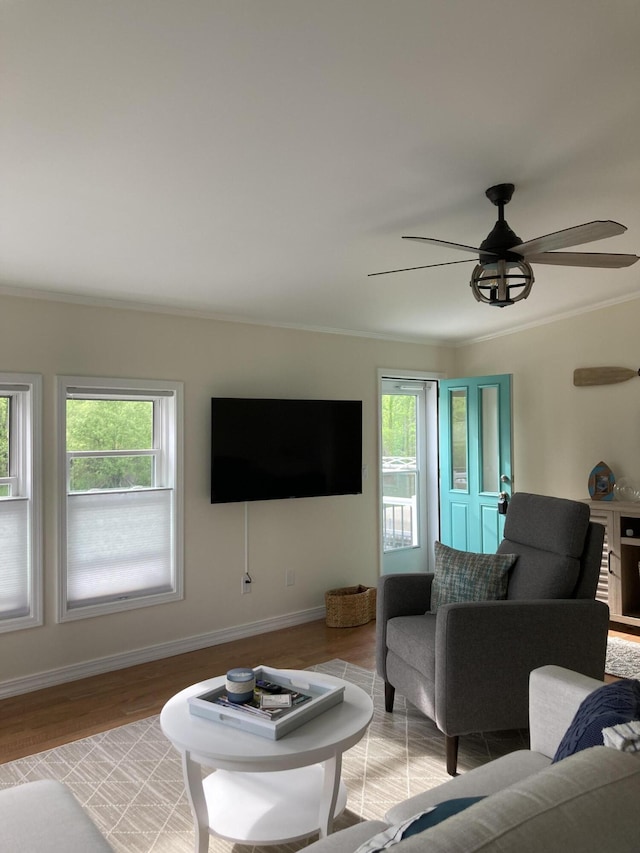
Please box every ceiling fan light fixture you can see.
[470,259,534,307]
[370,185,637,311]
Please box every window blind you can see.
[66,488,173,608]
[0,499,30,618]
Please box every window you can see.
[381,380,424,553]
[58,376,183,620]
[0,373,42,632]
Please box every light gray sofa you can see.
[3,668,638,852]
[0,778,113,851]
[305,665,640,853]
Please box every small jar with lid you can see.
[225,667,256,703]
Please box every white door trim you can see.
[377,368,444,578]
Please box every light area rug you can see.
[605,636,640,678]
[0,659,527,853]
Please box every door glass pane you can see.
[451,389,467,490]
[382,472,417,550]
[481,386,499,492]
[382,393,418,551]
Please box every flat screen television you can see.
[211,397,363,503]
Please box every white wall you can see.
[0,293,455,685]
[455,297,640,502]
[8,289,636,688]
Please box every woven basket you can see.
[324,585,377,628]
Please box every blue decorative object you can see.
[588,461,615,501]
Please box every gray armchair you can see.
[376,492,609,776]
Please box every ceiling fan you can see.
[369,183,639,307]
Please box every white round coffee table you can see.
[160,668,373,852]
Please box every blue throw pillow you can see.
[354,798,485,853]
[553,679,640,763]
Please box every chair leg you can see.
[384,682,395,712]
[445,735,459,776]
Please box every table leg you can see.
[182,751,210,853]
[318,753,343,838]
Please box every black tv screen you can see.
[211,398,363,503]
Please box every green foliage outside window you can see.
[381,395,416,458]
[381,389,469,495]
[382,395,417,500]
[451,391,468,477]
[0,397,8,496]
[67,399,155,491]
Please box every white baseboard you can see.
[0,606,326,700]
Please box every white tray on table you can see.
[187,665,345,739]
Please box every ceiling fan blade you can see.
[512,221,627,256]
[368,258,475,277]
[402,236,497,256]
[526,251,640,269]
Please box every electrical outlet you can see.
[285,568,295,587]
[241,574,252,595]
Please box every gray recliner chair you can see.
[376,492,609,776]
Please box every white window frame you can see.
[0,372,42,633]
[57,376,184,621]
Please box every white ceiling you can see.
[2,0,640,345]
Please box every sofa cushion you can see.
[430,542,517,613]
[500,540,582,599]
[385,749,551,824]
[355,799,484,853]
[502,492,590,557]
[386,615,437,681]
[553,678,640,762]
[385,748,640,853]
[304,820,391,853]
[0,779,113,852]
[499,493,589,600]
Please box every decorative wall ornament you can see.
[588,461,615,501]
[574,367,640,387]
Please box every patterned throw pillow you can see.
[553,679,640,763]
[354,798,485,853]
[430,541,518,613]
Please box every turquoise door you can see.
[439,374,512,553]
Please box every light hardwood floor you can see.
[1,619,638,765]
[0,619,376,763]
